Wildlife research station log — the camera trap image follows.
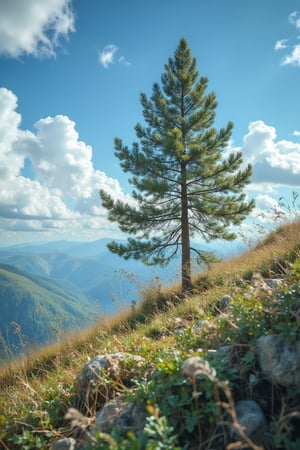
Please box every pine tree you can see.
[100,38,254,292]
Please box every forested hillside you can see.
[0,264,94,358]
[0,239,183,313]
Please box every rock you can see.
[182,356,217,381]
[263,278,284,289]
[193,319,215,332]
[77,353,144,409]
[233,400,268,446]
[94,396,146,434]
[174,327,185,336]
[249,373,259,386]
[252,273,283,291]
[51,437,77,450]
[212,295,231,315]
[172,317,191,335]
[256,334,300,390]
[217,345,233,357]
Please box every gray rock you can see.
[77,353,144,409]
[249,373,259,386]
[217,345,232,357]
[213,295,232,315]
[94,396,146,434]
[263,278,284,289]
[193,319,215,332]
[182,356,217,381]
[233,400,268,446]
[51,437,77,450]
[256,334,300,390]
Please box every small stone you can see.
[233,400,268,446]
[263,279,283,289]
[51,437,77,450]
[249,373,259,386]
[213,295,232,315]
[182,356,216,381]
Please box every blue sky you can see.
[0,0,299,247]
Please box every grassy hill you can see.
[0,264,95,358]
[0,242,182,315]
[0,220,299,449]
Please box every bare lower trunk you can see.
[181,164,192,292]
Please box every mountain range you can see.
[0,239,179,357]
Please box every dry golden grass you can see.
[194,220,300,288]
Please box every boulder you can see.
[94,396,146,434]
[256,334,300,390]
[77,352,144,409]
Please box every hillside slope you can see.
[0,221,299,449]
[0,264,94,357]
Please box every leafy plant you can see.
[219,259,300,346]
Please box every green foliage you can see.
[8,429,52,450]
[89,411,180,450]
[143,413,179,448]
[219,259,300,345]
[131,349,235,448]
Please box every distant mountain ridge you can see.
[0,263,94,358]
[0,239,177,357]
[0,239,181,308]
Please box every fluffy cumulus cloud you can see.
[240,120,300,186]
[0,0,75,58]
[99,44,131,68]
[226,120,300,227]
[0,87,131,241]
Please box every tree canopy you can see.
[100,38,254,291]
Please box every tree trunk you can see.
[181,163,192,292]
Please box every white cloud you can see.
[281,44,300,66]
[0,88,24,180]
[276,11,300,66]
[274,39,288,50]
[289,11,300,30]
[0,0,75,58]
[99,44,118,68]
[99,44,131,68]
[118,55,131,66]
[251,194,280,220]
[0,87,130,241]
[230,120,300,188]
[293,130,300,136]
